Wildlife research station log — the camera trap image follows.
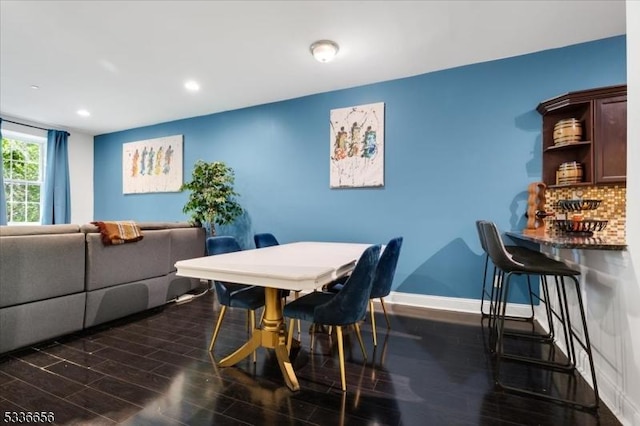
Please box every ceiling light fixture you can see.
[184,80,200,92]
[30,85,40,90]
[310,40,339,63]
[77,109,90,117]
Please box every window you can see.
[2,131,46,224]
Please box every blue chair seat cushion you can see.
[326,283,344,293]
[219,283,265,310]
[324,275,348,293]
[283,291,335,324]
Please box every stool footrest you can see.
[498,352,575,371]
[495,382,599,412]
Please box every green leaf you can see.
[180,160,243,230]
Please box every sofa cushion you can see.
[0,232,86,308]
[0,224,80,236]
[138,222,197,230]
[169,227,206,272]
[84,276,167,328]
[85,229,172,291]
[81,221,196,232]
[0,293,86,353]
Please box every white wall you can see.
[624,0,640,423]
[66,131,93,224]
[1,115,93,224]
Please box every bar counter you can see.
[506,230,627,251]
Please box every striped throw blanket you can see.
[92,221,143,245]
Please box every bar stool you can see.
[475,220,556,343]
[480,221,599,410]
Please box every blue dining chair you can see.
[206,236,265,360]
[327,237,403,346]
[283,244,381,391]
[253,232,279,249]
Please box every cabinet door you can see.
[594,96,627,183]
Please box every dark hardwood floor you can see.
[0,292,622,425]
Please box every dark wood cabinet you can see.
[537,85,627,187]
[594,95,627,183]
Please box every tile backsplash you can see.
[546,185,626,238]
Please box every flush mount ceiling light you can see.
[77,109,90,117]
[310,40,339,63]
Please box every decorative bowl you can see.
[556,199,602,211]
[554,219,608,236]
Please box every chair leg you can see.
[494,272,512,380]
[380,297,391,329]
[488,267,501,335]
[526,275,536,319]
[250,310,257,364]
[287,318,295,353]
[369,299,377,346]
[336,325,347,392]
[209,305,227,352]
[480,254,491,316]
[488,269,504,351]
[294,291,301,337]
[354,322,367,360]
[540,275,556,339]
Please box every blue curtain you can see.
[42,130,71,224]
[0,118,7,225]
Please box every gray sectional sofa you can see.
[0,222,206,354]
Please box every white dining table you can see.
[174,241,373,391]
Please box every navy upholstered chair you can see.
[206,236,265,358]
[253,232,279,249]
[367,237,402,345]
[283,244,381,391]
[328,237,403,346]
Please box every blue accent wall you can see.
[94,36,626,301]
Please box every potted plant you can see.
[180,160,243,236]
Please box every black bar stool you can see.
[476,220,556,343]
[480,221,599,411]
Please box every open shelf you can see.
[544,141,591,152]
[537,85,626,187]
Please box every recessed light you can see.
[184,80,200,92]
[77,109,91,117]
[30,85,40,90]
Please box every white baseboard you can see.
[597,369,640,426]
[384,290,532,317]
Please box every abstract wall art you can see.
[330,102,384,188]
[122,135,183,194]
